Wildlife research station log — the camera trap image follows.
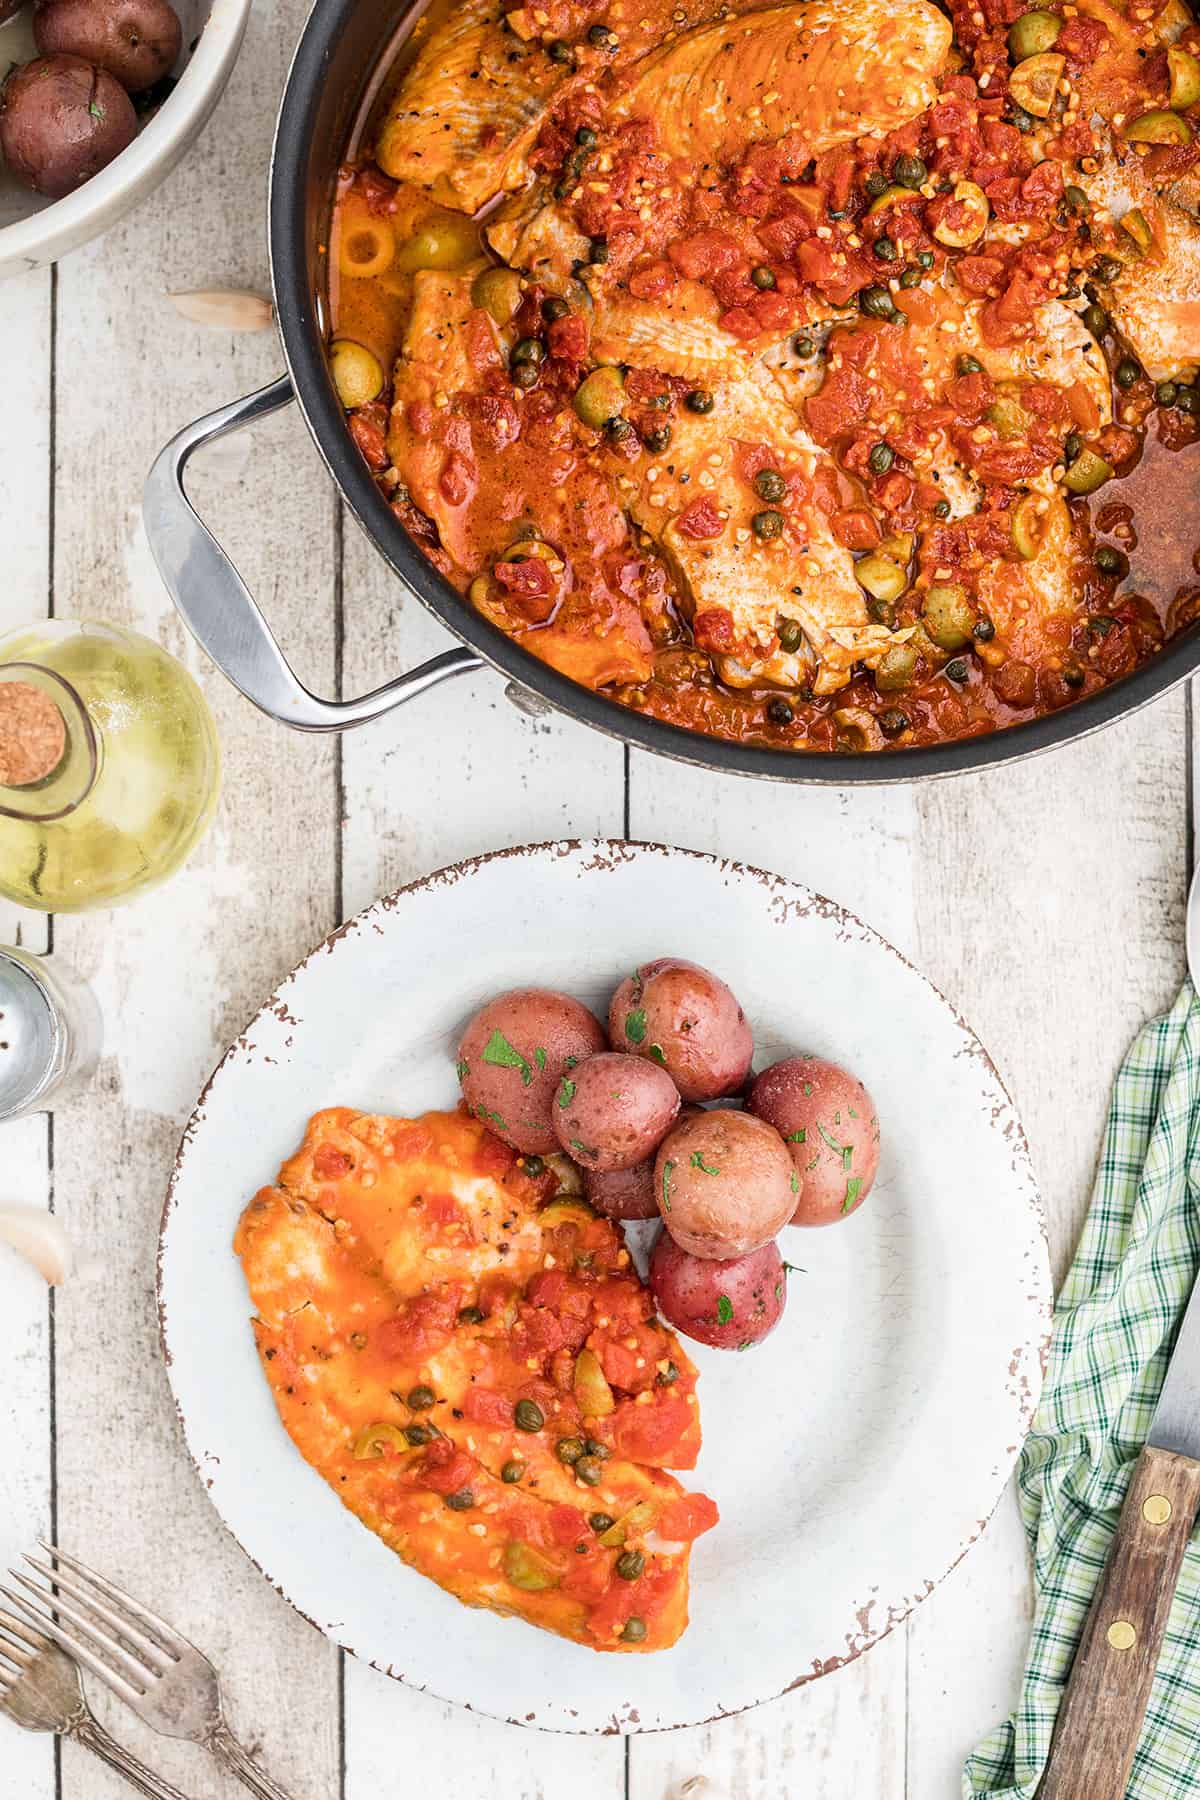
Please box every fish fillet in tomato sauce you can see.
[234,1108,717,1651]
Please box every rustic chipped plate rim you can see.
[158,839,1051,1734]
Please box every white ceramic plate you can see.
[160,841,1050,1734]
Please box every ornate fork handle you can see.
[209,1718,297,1800]
[71,1712,196,1800]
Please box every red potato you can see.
[654,1109,796,1259]
[608,959,753,1102]
[553,1051,680,1172]
[584,1105,701,1219]
[748,1055,880,1226]
[35,0,182,92]
[0,55,136,198]
[456,987,606,1155]
[650,1232,787,1349]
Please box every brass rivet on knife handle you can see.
[1037,1442,1200,1800]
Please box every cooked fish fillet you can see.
[377,0,571,211]
[625,366,899,692]
[612,0,952,169]
[1101,203,1200,382]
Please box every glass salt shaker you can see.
[0,945,102,1124]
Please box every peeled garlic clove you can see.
[168,289,274,331]
[0,1203,72,1284]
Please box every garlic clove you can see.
[0,1203,72,1284]
[168,289,274,331]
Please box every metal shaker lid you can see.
[0,680,67,787]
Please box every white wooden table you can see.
[0,1,1191,1791]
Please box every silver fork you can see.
[2,1545,296,1800]
[0,1604,195,1800]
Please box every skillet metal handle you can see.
[142,374,482,731]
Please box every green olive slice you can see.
[1008,52,1065,118]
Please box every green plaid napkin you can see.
[966,980,1200,1798]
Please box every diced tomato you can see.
[667,229,742,281]
[478,1273,518,1319]
[831,508,880,550]
[692,607,736,652]
[510,1304,567,1361]
[1066,381,1102,434]
[657,1492,720,1543]
[526,1267,567,1309]
[419,1441,475,1497]
[674,497,725,541]
[462,1387,516,1428]
[422,1191,465,1228]
[375,1285,462,1360]
[626,260,677,301]
[313,1144,353,1180]
[1057,15,1109,62]
[439,448,476,507]
[954,254,1006,297]
[549,1505,586,1548]
[595,1322,664,1394]
[794,239,875,307]
[347,405,388,472]
[610,1395,694,1464]
[804,365,872,444]
[560,1549,612,1602]
[494,556,556,624]
[463,393,519,451]
[473,1132,516,1179]
[548,313,590,359]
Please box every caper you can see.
[512,338,544,366]
[973,615,996,642]
[754,468,786,502]
[865,170,888,196]
[588,237,609,263]
[575,125,598,148]
[1177,384,1200,415]
[547,37,573,60]
[899,267,922,287]
[620,1617,647,1643]
[873,236,897,261]
[1091,254,1122,284]
[512,363,539,390]
[860,285,897,320]
[588,1512,615,1533]
[1095,545,1128,577]
[933,497,951,519]
[1115,357,1141,389]
[944,657,970,683]
[685,388,714,413]
[588,21,616,44]
[444,1488,475,1510]
[750,265,776,290]
[404,1423,434,1446]
[407,1384,436,1410]
[867,596,896,627]
[616,1549,645,1581]
[1157,380,1180,407]
[457,1305,485,1324]
[1083,303,1109,339]
[752,509,784,539]
[583,1438,610,1459]
[793,334,815,358]
[894,153,927,189]
[777,615,804,653]
[1064,431,1082,463]
[1089,615,1116,636]
[541,296,569,323]
[868,443,894,474]
[655,1361,680,1386]
[643,424,672,453]
[918,250,935,268]
[879,708,910,738]
[501,1459,526,1483]
[557,1435,585,1463]
[575,1456,604,1485]
[553,179,573,200]
[604,416,633,441]
[1010,106,1034,132]
[766,697,794,725]
[957,354,983,375]
[1065,184,1089,211]
[514,1399,545,1432]
[1062,665,1086,687]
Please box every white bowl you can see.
[0,0,250,278]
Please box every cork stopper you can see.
[0,681,68,787]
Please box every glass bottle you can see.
[0,620,220,912]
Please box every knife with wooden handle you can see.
[1038,1273,1200,1798]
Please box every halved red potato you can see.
[748,1055,880,1226]
[654,1109,795,1258]
[608,959,752,1102]
[457,988,606,1154]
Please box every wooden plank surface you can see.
[0,0,1193,1792]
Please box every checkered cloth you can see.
[966,981,1200,1799]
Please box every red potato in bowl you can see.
[456,987,606,1155]
[654,1109,796,1259]
[553,1051,680,1172]
[650,1232,787,1350]
[748,1055,880,1226]
[0,55,137,198]
[34,0,183,93]
[608,959,753,1102]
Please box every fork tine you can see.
[0,1585,144,1708]
[39,1543,191,1658]
[22,1556,175,1674]
[3,1576,151,1697]
[0,1607,50,1655]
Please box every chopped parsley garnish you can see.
[648,1042,667,1067]
[784,1128,806,1143]
[661,1159,675,1212]
[534,1046,547,1070]
[803,1081,813,1096]
[481,1029,532,1086]
[455,1058,469,1081]
[563,1055,579,1070]
[557,1078,576,1108]
[843,1177,863,1212]
[570,1137,599,1160]
[716,1295,733,1325]
[817,1121,847,1160]
[774,1282,783,1301]
[689,1150,720,1174]
[656,1360,679,1386]
[624,1008,648,1044]
[790,1171,799,1193]
[474,1103,509,1131]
